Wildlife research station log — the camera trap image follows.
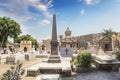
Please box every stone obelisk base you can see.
[48,55,61,63]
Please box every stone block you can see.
[27,64,40,76]
[61,67,71,77]
[60,48,73,58]
[48,55,61,63]
[25,54,34,61]
[94,60,120,71]
[73,66,92,73]
[36,74,61,80]
[40,68,62,74]
[35,54,48,58]
[6,56,15,64]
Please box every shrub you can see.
[74,50,93,68]
[1,61,24,80]
[115,51,120,61]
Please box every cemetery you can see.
[0,14,120,80]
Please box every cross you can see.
[65,48,68,55]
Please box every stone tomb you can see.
[27,57,71,77]
[94,48,120,71]
[60,48,73,58]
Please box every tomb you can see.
[94,47,120,71]
[26,14,71,77]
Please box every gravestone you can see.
[6,56,15,64]
[60,48,73,58]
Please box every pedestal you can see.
[48,55,61,63]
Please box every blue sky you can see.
[0,0,120,42]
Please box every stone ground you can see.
[0,57,120,80]
[63,71,120,80]
[0,57,43,80]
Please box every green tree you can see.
[102,29,116,37]
[1,62,24,80]
[14,34,38,49]
[0,17,21,48]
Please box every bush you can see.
[74,50,93,68]
[1,61,24,80]
[115,51,120,61]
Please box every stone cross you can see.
[65,48,68,55]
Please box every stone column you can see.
[48,14,61,63]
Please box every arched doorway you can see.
[24,47,27,52]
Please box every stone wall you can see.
[42,39,51,51]
[77,33,101,48]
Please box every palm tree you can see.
[102,29,116,37]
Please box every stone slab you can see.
[6,56,15,64]
[95,55,117,63]
[94,58,120,71]
[94,54,120,71]
[48,55,61,63]
[14,54,25,63]
[27,63,41,76]
[36,54,48,58]
[60,48,73,58]
[25,54,35,61]
[36,74,60,80]
[26,57,71,77]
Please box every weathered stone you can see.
[6,56,15,64]
[94,59,120,71]
[60,48,73,58]
[35,54,48,58]
[36,74,61,80]
[72,65,92,73]
[61,67,71,77]
[25,54,34,61]
[48,55,61,63]
[27,63,40,76]
[48,14,61,63]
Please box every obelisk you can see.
[48,14,61,63]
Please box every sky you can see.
[0,0,120,42]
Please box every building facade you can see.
[20,40,32,52]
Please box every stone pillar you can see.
[48,14,61,63]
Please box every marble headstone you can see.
[60,48,73,58]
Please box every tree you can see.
[0,17,21,48]
[102,29,116,37]
[14,34,38,49]
[1,62,24,80]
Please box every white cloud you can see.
[41,19,50,25]
[0,0,54,41]
[80,8,85,15]
[26,0,53,17]
[85,0,100,5]
[0,0,53,23]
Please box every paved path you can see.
[63,71,120,80]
